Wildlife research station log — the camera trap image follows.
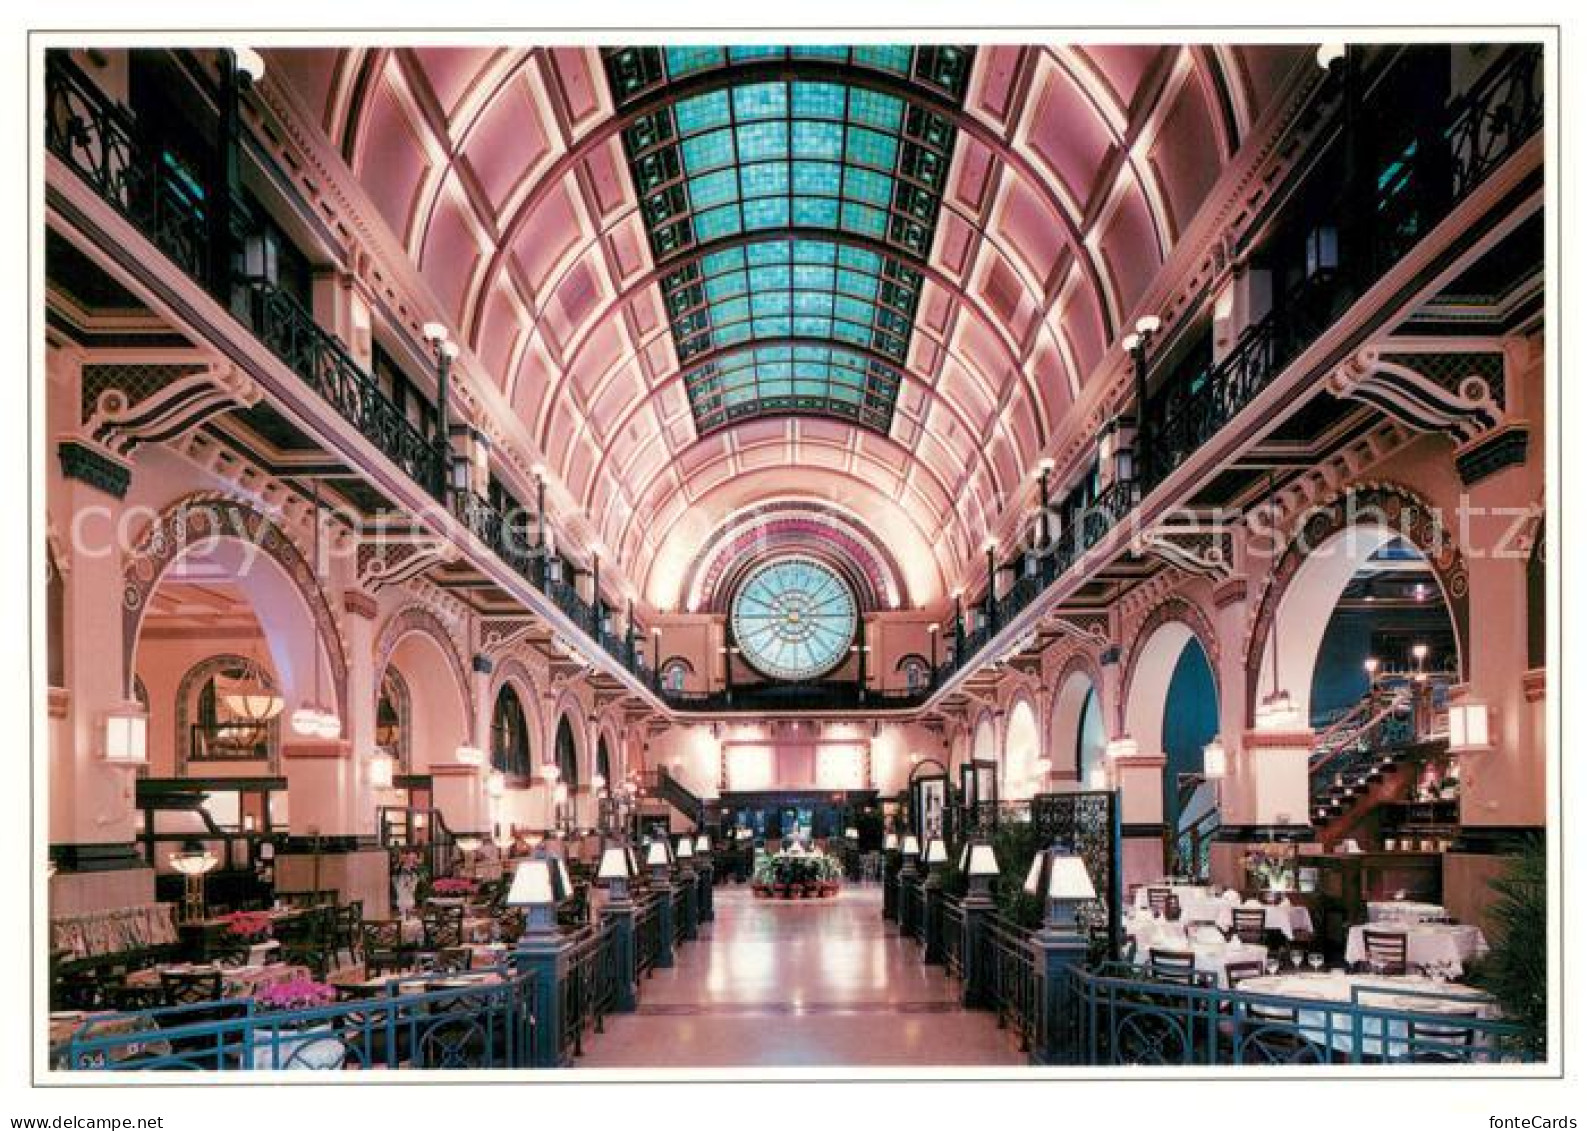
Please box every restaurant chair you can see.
[330,900,363,966]
[422,906,465,952]
[1223,959,1267,990]
[1147,947,1198,986]
[428,947,472,975]
[361,919,411,977]
[278,906,333,978]
[1146,887,1172,918]
[1408,1011,1479,1063]
[1231,907,1268,946]
[159,969,223,1007]
[1361,928,1410,975]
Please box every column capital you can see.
[280,737,353,760]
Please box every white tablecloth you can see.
[1262,902,1315,940]
[1345,923,1489,975]
[1134,886,1237,929]
[1236,973,1496,1059]
[1367,901,1447,924]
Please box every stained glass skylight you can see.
[603,46,974,435]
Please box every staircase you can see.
[1306,679,1451,849]
[640,767,705,830]
[378,805,461,878]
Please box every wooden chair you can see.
[422,906,465,952]
[1147,947,1198,986]
[329,900,363,966]
[428,947,472,975]
[1361,928,1409,975]
[1231,907,1268,945]
[1146,887,1172,918]
[1408,1011,1479,1062]
[277,906,333,977]
[159,969,223,1007]
[1223,959,1268,989]
[360,919,411,977]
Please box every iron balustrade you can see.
[559,920,617,1060]
[58,967,535,1071]
[657,682,933,713]
[45,56,207,280]
[1065,961,1532,1066]
[941,895,966,980]
[634,893,663,977]
[236,277,445,499]
[981,914,1039,1053]
[670,886,687,947]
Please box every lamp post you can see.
[1122,314,1160,489]
[596,842,639,1010]
[960,840,1000,1007]
[899,833,922,939]
[921,835,950,964]
[421,322,458,503]
[507,857,574,1067]
[984,538,998,633]
[645,838,677,968]
[1026,844,1098,1065]
[170,843,218,924]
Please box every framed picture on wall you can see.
[914,776,947,842]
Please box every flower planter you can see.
[249,1024,345,1071]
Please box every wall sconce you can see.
[369,749,396,790]
[486,770,506,798]
[1086,764,1109,791]
[454,744,485,768]
[1202,736,1228,779]
[1255,691,1302,732]
[1104,736,1138,760]
[1448,701,1493,752]
[103,700,148,765]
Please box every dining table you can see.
[1366,900,1448,924]
[1345,921,1489,975]
[1130,919,1269,987]
[1234,972,1498,1059]
[123,961,315,1000]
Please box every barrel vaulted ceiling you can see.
[266,43,1308,609]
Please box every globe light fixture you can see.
[103,700,148,765]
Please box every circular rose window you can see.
[730,558,857,682]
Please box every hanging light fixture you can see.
[1256,471,1302,731]
[218,646,283,733]
[291,480,341,740]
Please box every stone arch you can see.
[1001,692,1042,800]
[121,493,347,717]
[489,657,545,780]
[1244,481,1471,723]
[971,707,998,767]
[553,709,582,790]
[1120,597,1220,742]
[374,606,473,761]
[1049,650,1103,780]
[173,653,282,775]
[375,664,413,772]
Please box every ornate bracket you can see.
[356,537,458,591]
[1132,523,1234,581]
[1326,345,1510,449]
[84,362,262,458]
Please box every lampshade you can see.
[900,835,921,857]
[169,848,217,876]
[290,706,325,738]
[1022,853,1043,896]
[645,839,671,867]
[103,701,148,764]
[369,750,395,789]
[844,827,859,840]
[454,835,482,854]
[1448,701,1491,750]
[963,843,998,878]
[505,859,565,906]
[486,770,506,798]
[1202,737,1228,779]
[1255,692,1302,732]
[922,837,949,865]
[1316,42,1347,69]
[675,836,694,860]
[1086,765,1109,791]
[597,845,632,880]
[233,47,267,84]
[694,834,711,853]
[217,670,282,723]
[1047,855,1097,901]
[1105,736,1138,760]
[883,832,899,851]
[454,744,485,767]
[314,710,342,740]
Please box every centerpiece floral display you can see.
[430,877,478,899]
[752,846,841,899]
[393,850,426,919]
[1243,846,1297,895]
[223,910,273,943]
[251,977,343,1071]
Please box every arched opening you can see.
[374,667,411,772]
[1123,619,1220,838]
[46,543,64,689]
[1049,667,1102,787]
[1259,532,1459,728]
[555,714,581,790]
[1527,521,1545,669]
[173,653,282,774]
[596,733,612,784]
[490,684,531,782]
[381,629,470,772]
[1002,698,1041,800]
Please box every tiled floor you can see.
[578,884,1027,1068]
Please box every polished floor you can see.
[578,883,1026,1068]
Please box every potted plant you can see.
[1468,834,1546,1060]
[250,977,343,1070]
[223,910,276,965]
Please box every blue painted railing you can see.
[58,967,535,1071]
[1062,962,1533,1066]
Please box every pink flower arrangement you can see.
[223,910,274,941]
[431,877,477,896]
[256,977,337,1013]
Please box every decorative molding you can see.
[356,537,458,591]
[373,606,472,737]
[1118,595,1221,730]
[1211,578,1248,610]
[342,590,378,620]
[472,653,496,675]
[479,616,536,657]
[57,439,131,499]
[174,653,281,776]
[1326,345,1504,445]
[1133,523,1234,581]
[48,842,147,873]
[1454,423,1531,485]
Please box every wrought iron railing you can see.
[58,967,535,1070]
[981,913,1039,1053]
[1064,962,1532,1066]
[941,894,966,980]
[558,919,617,1060]
[634,892,662,977]
[658,682,933,713]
